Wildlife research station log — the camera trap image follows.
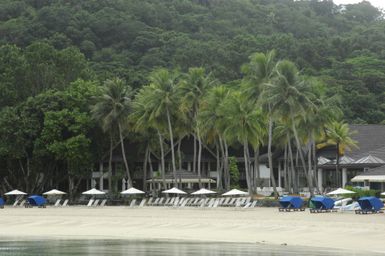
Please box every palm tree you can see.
[178,67,216,187]
[198,85,231,189]
[146,69,179,186]
[221,91,266,194]
[243,50,279,197]
[262,60,317,195]
[325,121,357,187]
[91,78,133,189]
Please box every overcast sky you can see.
[333,0,385,9]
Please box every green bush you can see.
[345,186,380,200]
[229,156,240,189]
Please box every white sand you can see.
[1,207,385,253]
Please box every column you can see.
[188,162,191,172]
[342,168,347,187]
[317,168,323,193]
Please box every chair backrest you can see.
[229,198,237,206]
[223,197,230,206]
[158,197,165,206]
[129,199,137,207]
[139,199,146,207]
[153,198,160,205]
[93,199,100,207]
[19,200,26,207]
[87,199,94,207]
[13,199,20,207]
[147,197,153,205]
[213,199,219,208]
[207,198,215,207]
[180,199,188,207]
[250,201,257,208]
[62,199,69,207]
[168,197,175,206]
[100,199,107,207]
[54,199,61,207]
[244,197,251,205]
[164,198,171,205]
[173,197,180,207]
[235,198,243,207]
[218,198,225,205]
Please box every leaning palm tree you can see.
[325,121,357,187]
[91,78,133,188]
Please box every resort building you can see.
[91,124,385,194]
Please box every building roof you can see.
[351,165,385,182]
[347,124,385,160]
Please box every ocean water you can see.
[0,239,381,256]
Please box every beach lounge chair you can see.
[221,197,230,207]
[157,198,165,206]
[279,196,305,212]
[13,199,20,207]
[227,198,237,207]
[54,199,61,207]
[61,199,69,207]
[244,200,257,208]
[310,196,335,213]
[213,199,220,208]
[163,198,171,206]
[184,198,192,206]
[199,198,208,207]
[147,197,153,206]
[129,199,137,207]
[180,198,188,208]
[0,198,4,209]
[355,197,384,214]
[93,199,100,207]
[167,197,175,206]
[100,199,107,207]
[86,199,95,207]
[243,197,251,207]
[207,198,215,207]
[19,200,26,207]
[151,198,159,206]
[139,198,146,207]
[235,198,244,207]
[173,197,180,207]
[27,195,46,208]
[190,198,199,206]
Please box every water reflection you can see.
[0,240,379,256]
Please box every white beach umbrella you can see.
[327,188,356,196]
[222,189,248,196]
[4,189,27,196]
[381,192,385,196]
[120,187,145,195]
[191,188,216,195]
[162,187,187,194]
[43,189,66,195]
[82,188,106,195]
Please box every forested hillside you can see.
[0,0,384,123]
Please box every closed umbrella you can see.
[5,189,27,196]
[191,188,216,195]
[222,189,248,196]
[120,187,145,195]
[162,187,187,194]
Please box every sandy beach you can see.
[1,206,385,254]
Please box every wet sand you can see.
[1,207,384,253]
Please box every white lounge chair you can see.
[62,199,69,207]
[19,200,26,207]
[151,198,159,206]
[157,197,165,206]
[129,199,137,207]
[93,199,100,207]
[139,198,146,207]
[86,199,94,207]
[100,199,107,207]
[54,199,61,207]
[213,199,220,208]
[13,199,20,207]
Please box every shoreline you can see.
[1,207,385,254]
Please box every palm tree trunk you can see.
[268,116,278,198]
[288,137,297,194]
[148,150,155,196]
[157,130,166,189]
[108,135,113,192]
[284,143,288,192]
[290,117,313,196]
[118,123,132,188]
[193,136,197,173]
[143,144,149,191]
[224,139,230,190]
[166,109,177,187]
[254,147,260,190]
[243,140,251,194]
[196,132,203,188]
[336,142,340,187]
[216,140,223,190]
[312,135,320,193]
[177,138,182,174]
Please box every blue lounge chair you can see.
[0,198,4,209]
[310,196,335,213]
[355,197,384,214]
[279,196,305,212]
[26,195,47,208]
